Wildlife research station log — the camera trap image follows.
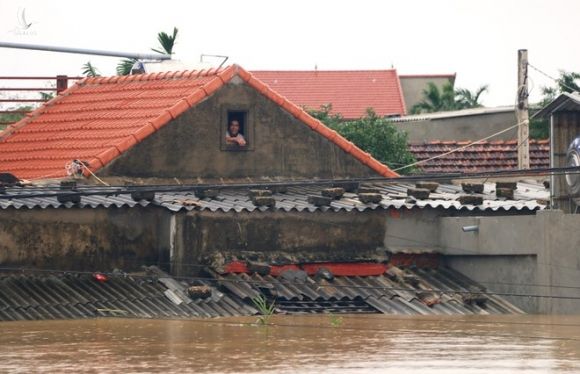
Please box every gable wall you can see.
[99,80,376,180]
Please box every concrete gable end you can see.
[98,81,376,181]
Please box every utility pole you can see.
[517,49,530,169]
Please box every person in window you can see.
[225,120,247,147]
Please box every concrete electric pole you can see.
[517,49,530,169]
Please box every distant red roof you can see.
[251,70,406,119]
[409,140,550,173]
[0,65,398,180]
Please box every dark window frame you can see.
[221,106,254,152]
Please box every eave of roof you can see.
[533,92,580,119]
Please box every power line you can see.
[0,165,570,200]
[528,62,580,94]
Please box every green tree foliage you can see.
[309,105,416,174]
[82,61,100,77]
[0,105,32,130]
[116,58,138,76]
[531,70,580,139]
[117,27,179,76]
[410,82,489,114]
[152,27,179,55]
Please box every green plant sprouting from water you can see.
[329,313,343,328]
[252,294,275,326]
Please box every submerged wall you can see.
[439,210,580,314]
[171,210,387,276]
[0,207,171,271]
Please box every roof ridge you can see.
[81,67,229,85]
[251,69,398,73]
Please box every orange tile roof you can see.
[251,70,406,119]
[0,65,398,180]
[409,140,550,173]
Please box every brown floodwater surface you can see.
[1,315,580,373]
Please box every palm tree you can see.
[116,58,137,76]
[411,82,457,114]
[411,82,488,114]
[455,85,488,108]
[117,27,179,76]
[82,61,100,77]
[151,27,179,55]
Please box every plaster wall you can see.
[439,210,580,314]
[0,207,171,271]
[172,210,386,276]
[99,80,376,181]
[394,111,518,143]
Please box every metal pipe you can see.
[0,41,171,60]
[462,225,479,233]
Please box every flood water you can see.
[1,315,580,373]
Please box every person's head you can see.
[228,120,240,136]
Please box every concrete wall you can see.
[99,79,376,182]
[399,76,453,113]
[394,111,518,142]
[172,210,386,276]
[438,210,580,314]
[0,207,171,271]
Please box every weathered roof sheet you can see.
[391,106,515,123]
[0,181,548,212]
[0,264,523,320]
[215,265,523,315]
[534,92,580,119]
[409,140,550,173]
[0,65,397,180]
[251,70,407,118]
[0,270,255,321]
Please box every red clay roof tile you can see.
[409,140,550,173]
[0,65,397,180]
[251,70,406,119]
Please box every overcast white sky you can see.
[1,0,579,107]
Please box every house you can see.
[0,65,396,183]
[0,66,547,318]
[251,69,407,119]
[408,139,550,174]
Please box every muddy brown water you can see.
[1,315,580,373]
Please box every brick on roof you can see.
[0,65,397,180]
[251,70,406,119]
[409,140,550,173]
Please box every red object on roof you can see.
[409,140,550,173]
[0,65,398,180]
[251,70,406,119]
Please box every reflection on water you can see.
[1,315,580,373]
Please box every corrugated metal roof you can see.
[391,106,515,123]
[0,181,547,213]
[533,92,580,119]
[214,265,523,315]
[0,269,255,321]
[0,264,523,320]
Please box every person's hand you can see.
[237,136,247,147]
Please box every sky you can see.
[0,0,579,107]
